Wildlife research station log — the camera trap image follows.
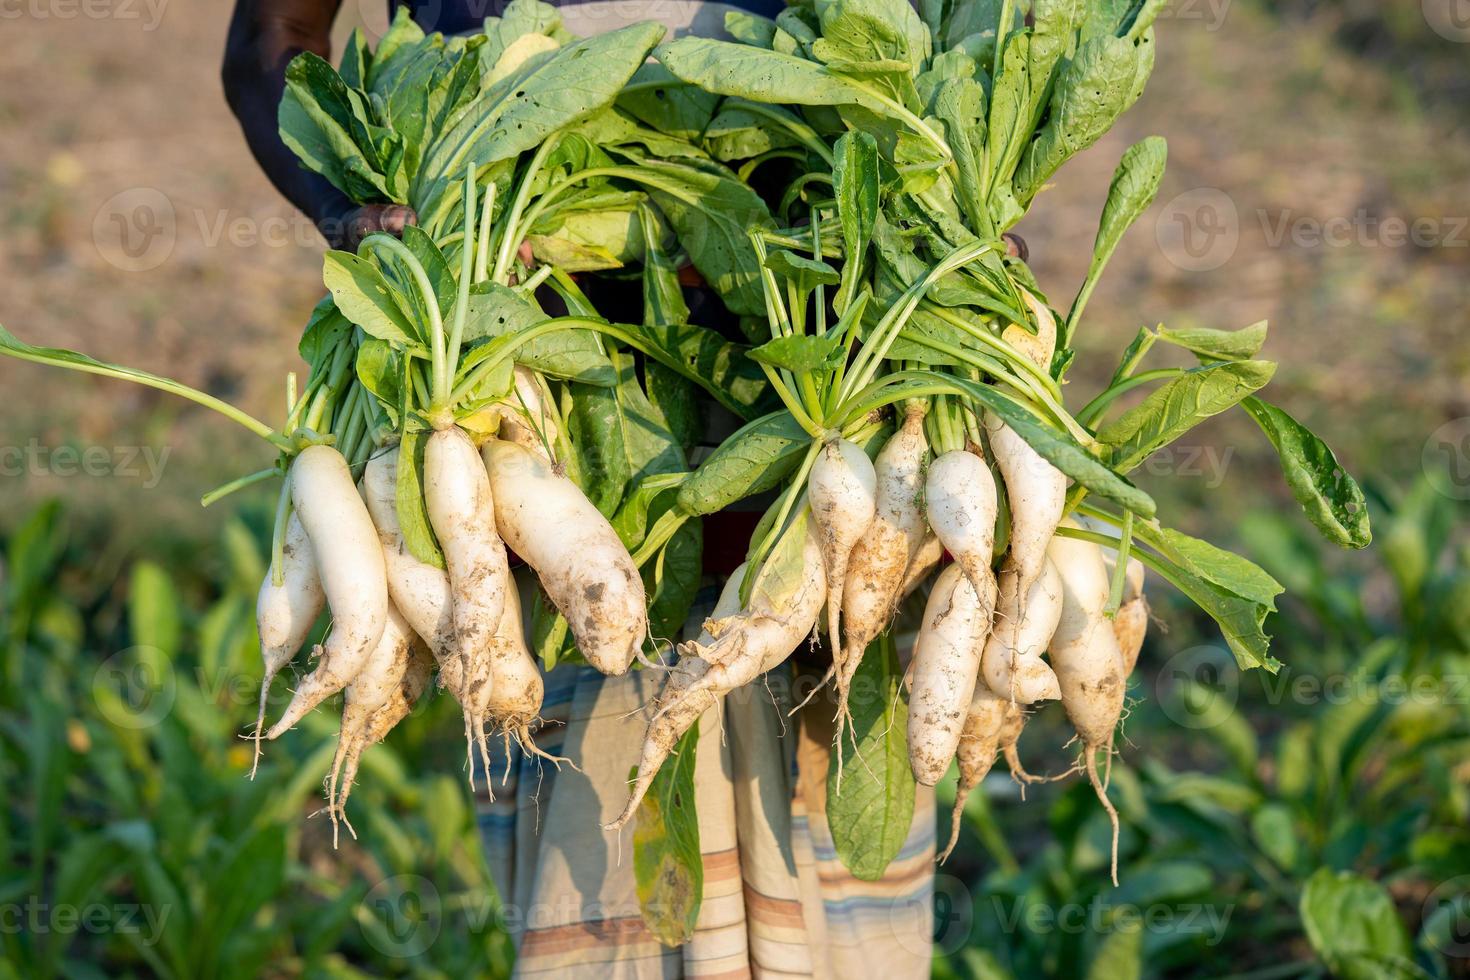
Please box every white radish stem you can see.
[361,449,493,785]
[908,563,995,787]
[268,446,388,739]
[325,603,416,845]
[482,439,648,675]
[606,517,827,831]
[1047,528,1128,884]
[925,447,998,605]
[981,560,1064,704]
[807,436,877,647]
[938,686,1009,863]
[253,510,324,775]
[839,406,928,727]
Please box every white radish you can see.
[1097,542,1148,675]
[252,509,324,774]
[328,620,434,844]
[360,451,454,662]
[485,583,572,770]
[1113,595,1149,676]
[325,603,417,844]
[938,685,1009,863]
[907,563,995,787]
[424,426,512,779]
[925,447,999,605]
[980,560,1064,704]
[996,702,1032,786]
[1000,288,1058,372]
[606,516,827,830]
[602,570,747,833]
[839,406,929,723]
[807,436,877,647]
[999,703,1081,792]
[361,449,495,784]
[1047,528,1128,884]
[900,531,944,599]
[268,445,388,739]
[986,415,1066,593]
[482,439,647,675]
[988,289,1066,604]
[425,425,510,678]
[1048,531,1126,744]
[499,366,558,459]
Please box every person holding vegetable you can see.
[223,0,788,250]
[221,1,939,976]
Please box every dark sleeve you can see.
[222,0,355,246]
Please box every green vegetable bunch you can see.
[0,0,1374,944]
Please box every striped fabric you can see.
[456,3,937,970]
[476,582,935,979]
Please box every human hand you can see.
[322,203,418,252]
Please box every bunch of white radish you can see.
[596,241,1160,884]
[241,165,653,832]
[248,412,644,820]
[0,12,1370,900]
[891,293,1149,883]
[607,510,827,831]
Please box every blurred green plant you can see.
[937,475,1470,979]
[4,478,1468,978]
[0,500,514,979]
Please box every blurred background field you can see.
[1,1,1468,977]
